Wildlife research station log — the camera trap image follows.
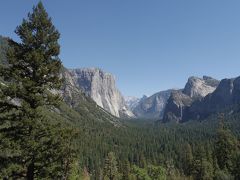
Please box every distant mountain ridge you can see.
[132,90,174,119]
[2,35,240,123]
[124,96,141,110]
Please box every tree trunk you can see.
[27,162,34,180]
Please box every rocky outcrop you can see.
[60,68,89,106]
[183,76,219,99]
[163,76,219,122]
[66,68,134,118]
[163,90,193,122]
[186,76,240,120]
[132,90,174,119]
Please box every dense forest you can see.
[0,2,240,180]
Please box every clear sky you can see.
[1,1,240,97]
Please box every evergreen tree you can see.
[214,121,238,171]
[122,160,131,180]
[192,146,214,180]
[182,143,193,176]
[132,165,151,180]
[103,152,120,180]
[147,165,167,180]
[0,2,74,179]
[139,153,147,168]
[233,153,240,180]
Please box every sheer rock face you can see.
[60,68,89,106]
[183,76,219,99]
[66,68,134,118]
[163,76,219,122]
[186,77,240,120]
[163,90,193,122]
[132,90,174,119]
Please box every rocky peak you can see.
[185,76,240,121]
[67,68,134,118]
[163,76,219,122]
[183,76,219,99]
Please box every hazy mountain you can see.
[132,90,174,119]
[124,96,141,110]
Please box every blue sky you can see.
[1,1,240,97]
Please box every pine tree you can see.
[214,121,238,171]
[0,2,74,179]
[103,152,120,180]
[122,160,130,180]
[147,165,167,180]
[192,146,214,180]
[233,153,240,180]
[139,153,147,168]
[182,143,193,176]
[132,165,151,180]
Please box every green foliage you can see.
[214,169,234,180]
[147,165,167,180]
[182,143,193,176]
[122,160,131,180]
[0,36,8,65]
[0,2,75,179]
[214,122,238,171]
[191,146,214,180]
[103,152,120,180]
[131,165,166,180]
[132,165,151,180]
[66,112,240,179]
[232,153,240,180]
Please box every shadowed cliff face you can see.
[65,68,134,118]
[163,76,219,122]
[185,77,240,121]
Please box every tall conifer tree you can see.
[0,2,73,179]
